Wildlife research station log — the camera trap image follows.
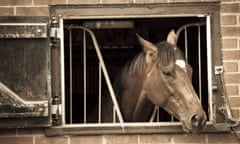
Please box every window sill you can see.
[45,122,230,136]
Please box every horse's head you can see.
[137,30,207,133]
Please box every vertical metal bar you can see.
[198,26,202,102]
[59,19,66,125]
[171,115,175,122]
[98,62,102,123]
[156,106,159,122]
[83,30,87,123]
[184,28,188,61]
[206,16,213,121]
[69,29,73,124]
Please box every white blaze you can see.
[175,59,186,69]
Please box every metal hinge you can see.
[51,95,62,126]
[50,16,60,48]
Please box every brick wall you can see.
[0,0,240,144]
[221,2,240,127]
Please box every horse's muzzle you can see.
[189,113,207,133]
[182,112,207,133]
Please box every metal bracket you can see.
[215,65,224,75]
[218,105,239,127]
[216,65,239,127]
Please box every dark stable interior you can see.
[64,17,208,124]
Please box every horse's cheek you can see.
[144,76,168,105]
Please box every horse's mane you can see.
[113,41,178,98]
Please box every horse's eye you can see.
[163,70,172,76]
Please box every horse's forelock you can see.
[156,42,176,67]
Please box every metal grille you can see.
[63,19,209,126]
[66,26,124,125]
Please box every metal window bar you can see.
[69,28,73,124]
[67,25,124,127]
[198,26,202,101]
[98,62,102,123]
[83,30,87,124]
[150,22,206,122]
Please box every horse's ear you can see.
[167,30,177,46]
[136,33,157,64]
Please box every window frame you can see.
[46,2,229,136]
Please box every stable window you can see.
[45,3,234,136]
[0,3,231,134]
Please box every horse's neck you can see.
[120,72,154,122]
[132,90,155,121]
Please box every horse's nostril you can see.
[191,114,201,127]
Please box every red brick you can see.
[221,27,240,37]
[223,62,238,72]
[239,16,240,24]
[34,0,65,5]
[139,134,172,143]
[229,97,240,108]
[201,0,219,1]
[71,136,102,144]
[221,3,240,13]
[231,109,240,119]
[0,7,14,16]
[224,73,240,84]
[221,15,237,25]
[0,137,33,144]
[101,0,133,3]
[35,136,68,144]
[135,0,168,3]
[16,7,49,16]
[208,133,239,143]
[0,0,32,6]
[169,0,201,2]
[67,0,99,4]
[222,39,238,49]
[225,85,239,96]
[222,50,240,60]
[173,134,206,143]
[104,135,138,144]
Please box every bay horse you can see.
[100,30,207,133]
